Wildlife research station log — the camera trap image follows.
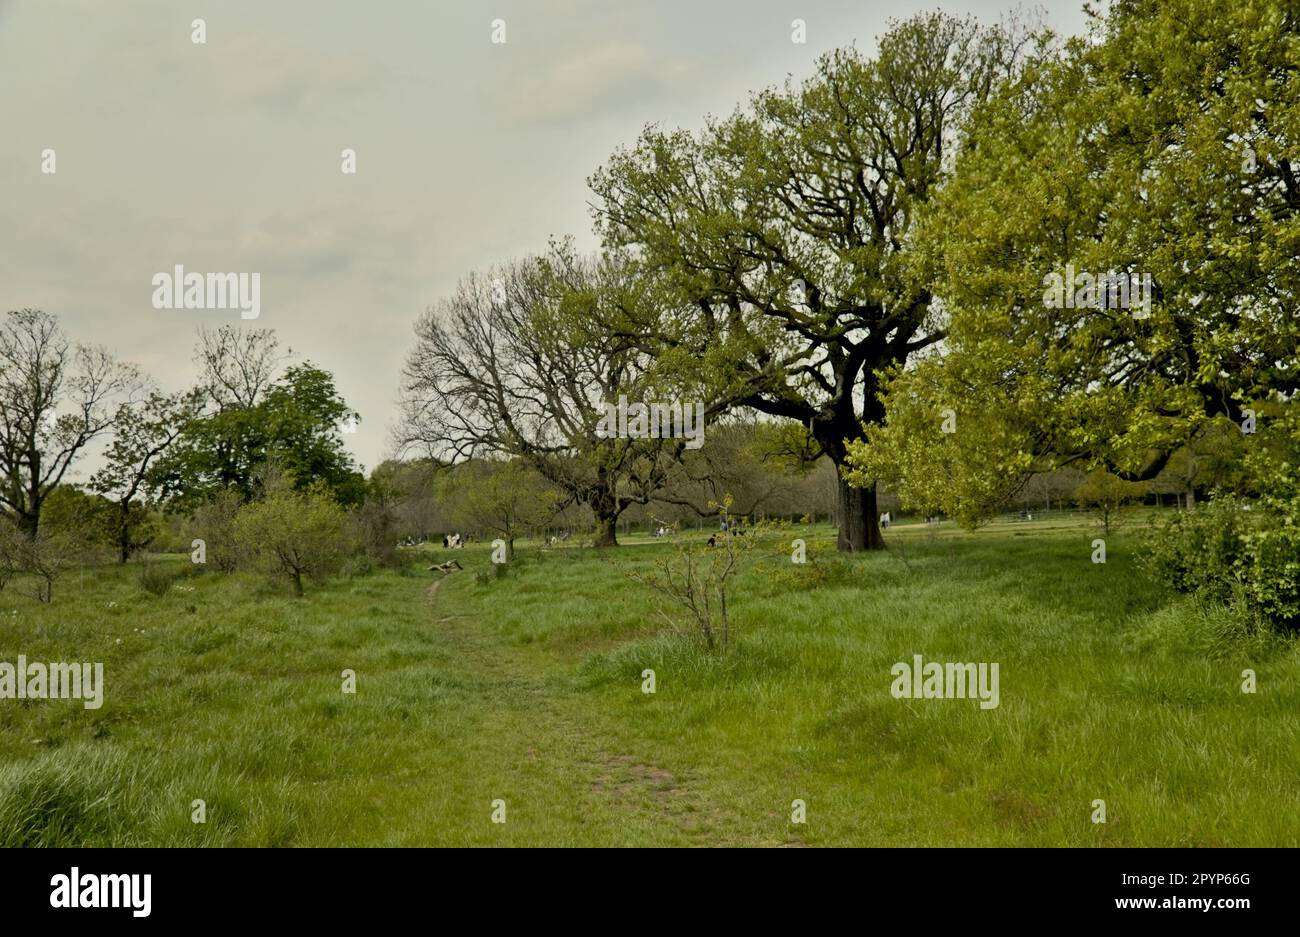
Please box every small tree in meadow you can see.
[1075,470,1147,535]
[440,459,560,558]
[234,480,352,595]
[629,498,764,653]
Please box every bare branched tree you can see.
[398,247,708,546]
[194,324,289,410]
[0,309,140,537]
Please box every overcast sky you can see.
[0,0,1094,478]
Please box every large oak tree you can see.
[589,13,1024,550]
[849,0,1300,523]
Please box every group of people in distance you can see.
[706,518,748,547]
[442,532,468,549]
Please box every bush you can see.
[1074,469,1146,534]
[234,482,354,595]
[190,489,243,573]
[0,518,22,591]
[0,527,86,603]
[1142,494,1300,630]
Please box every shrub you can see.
[234,482,354,595]
[0,517,22,591]
[1240,496,1300,628]
[190,489,243,573]
[629,503,766,652]
[1142,494,1300,630]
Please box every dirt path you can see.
[422,571,712,842]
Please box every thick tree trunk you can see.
[590,470,620,547]
[594,513,619,548]
[835,472,885,552]
[16,510,38,540]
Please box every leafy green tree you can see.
[589,13,1024,550]
[38,484,116,550]
[90,388,203,562]
[1074,470,1148,535]
[439,459,559,555]
[159,362,364,508]
[189,488,243,573]
[851,1,1300,522]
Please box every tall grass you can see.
[1,522,1296,846]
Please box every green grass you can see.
[1,517,1297,846]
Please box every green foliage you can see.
[439,459,559,547]
[1142,494,1300,631]
[859,0,1300,518]
[233,481,354,596]
[352,493,400,568]
[764,535,854,591]
[189,489,244,573]
[628,500,768,652]
[589,14,1022,549]
[159,363,365,510]
[38,486,118,553]
[1074,470,1147,534]
[0,517,22,591]
[1142,497,1253,602]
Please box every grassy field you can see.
[1,516,1297,846]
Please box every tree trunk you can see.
[594,513,619,548]
[590,472,621,547]
[118,504,132,564]
[835,472,885,552]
